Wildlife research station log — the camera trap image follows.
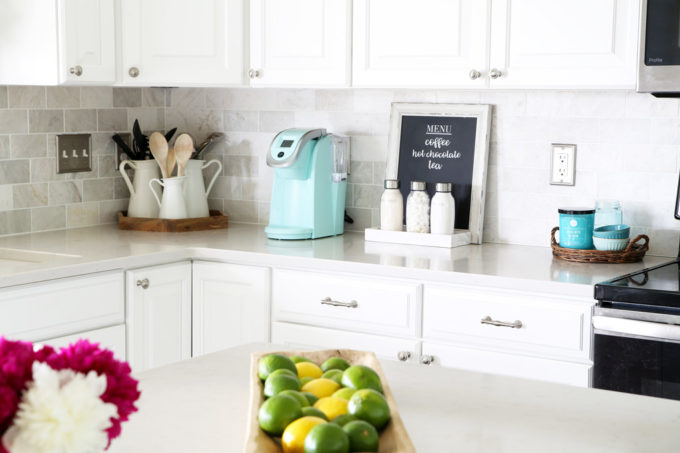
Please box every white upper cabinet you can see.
[59,0,116,84]
[488,0,639,88]
[119,0,244,86]
[352,0,490,88]
[249,0,351,87]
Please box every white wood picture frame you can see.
[386,103,491,244]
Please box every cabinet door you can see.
[192,261,270,356]
[119,0,244,86]
[272,322,421,363]
[488,0,638,88]
[58,0,116,84]
[37,325,127,361]
[126,262,192,372]
[422,341,591,387]
[249,0,351,86]
[352,0,490,88]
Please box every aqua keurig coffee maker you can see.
[265,128,349,240]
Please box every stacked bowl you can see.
[593,224,630,251]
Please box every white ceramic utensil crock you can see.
[183,159,222,218]
[149,177,188,219]
[120,159,161,218]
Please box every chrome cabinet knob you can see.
[489,68,503,79]
[397,351,411,362]
[136,278,149,290]
[128,67,140,78]
[420,354,434,365]
[248,68,261,79]
[469,69,481,80]
[69,65,83,77]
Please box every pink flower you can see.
[0,339,35,393]
[0,384,18,431]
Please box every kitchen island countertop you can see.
[108,343,680,453]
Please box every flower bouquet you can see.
[0,338,140,453]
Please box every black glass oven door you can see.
[594,333,680,400]
[645,0,680,66]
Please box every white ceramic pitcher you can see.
[120,159,161,218]
[149,177,188,219]
[183,159,222,218]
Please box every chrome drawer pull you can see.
[481,316,522,329]
[320,297,358,308]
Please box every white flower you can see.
[2,362,117,453]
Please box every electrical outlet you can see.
[115,132,132,170]
[550,144,576,186]
[56,134,92,174]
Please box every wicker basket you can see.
[551,227,649,264]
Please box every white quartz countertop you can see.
[0,223,669,297]
[108,343,680,453]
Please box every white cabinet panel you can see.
[272,322,421,363]
[0,271,124,342]
[58,0,116,84]
[119,0,244,86]
[353,0,489,87]
[126,262,192,372]
[38,325,127,361]
[192,261,270,356]
[489,0,638,88]
[422,341,591,387]
[250,0,351,86]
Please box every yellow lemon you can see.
[281,416,327,453]
[313,397,349,421]
[301,378,341,399]
[296,362,323,379]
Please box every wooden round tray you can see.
[551,227,649,264]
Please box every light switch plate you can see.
[550,144,576,186]
[56,134,92,174]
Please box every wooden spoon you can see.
[174,134,194,177]
[166,146,176,177]
[148,132,169,179]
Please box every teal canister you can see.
[558,208,595,249]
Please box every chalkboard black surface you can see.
[396,114,478,230]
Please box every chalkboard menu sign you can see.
[386,103,491,244]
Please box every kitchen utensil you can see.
[193,132,225,159]
[593,224,630,240]
[119,159,161,218]
[112,133,136,159]
[593,236,630,251]
[167,146,176,177]
[149,177,188,219]
[183,159,222,218]
[164,127,177,143]
[149,132,170,179]
[174,134,194,177]
[132,119,149,159]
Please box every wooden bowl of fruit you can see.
[244,349,415,453]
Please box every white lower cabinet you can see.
[271,322,420,363]
[126,262,192,372]
[192,261,270,356]
[38,325,127,361]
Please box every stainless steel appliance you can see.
[593,174,680,400]
[637,0,680,95]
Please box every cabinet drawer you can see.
[37,324,126,361]
[423,285,591,359]
[0,271,124,342]
[272,269,421,337]
[423,341,590,387]
[272,322,421,363]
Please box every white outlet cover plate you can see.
[550,144,576,186]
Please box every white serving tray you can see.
[364,227,472,248]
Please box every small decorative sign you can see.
[386,103,491,244]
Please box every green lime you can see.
[304,423,350,453]
[302,406,329,421]
[332,388,357,400]
[269,368,297,379]
[347,389,390,430]
[259,354,297,381]
[291,355,314,364]
[279,390,310,407]
[322,369,343,385]
[258,393,303,436]
[302,391,319,405]
[341,365,383,393]
[264,373,301,398]
[343,420,379,452]
[321,357,351,372]
[300,377,314,386]
[330,414,358,427]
